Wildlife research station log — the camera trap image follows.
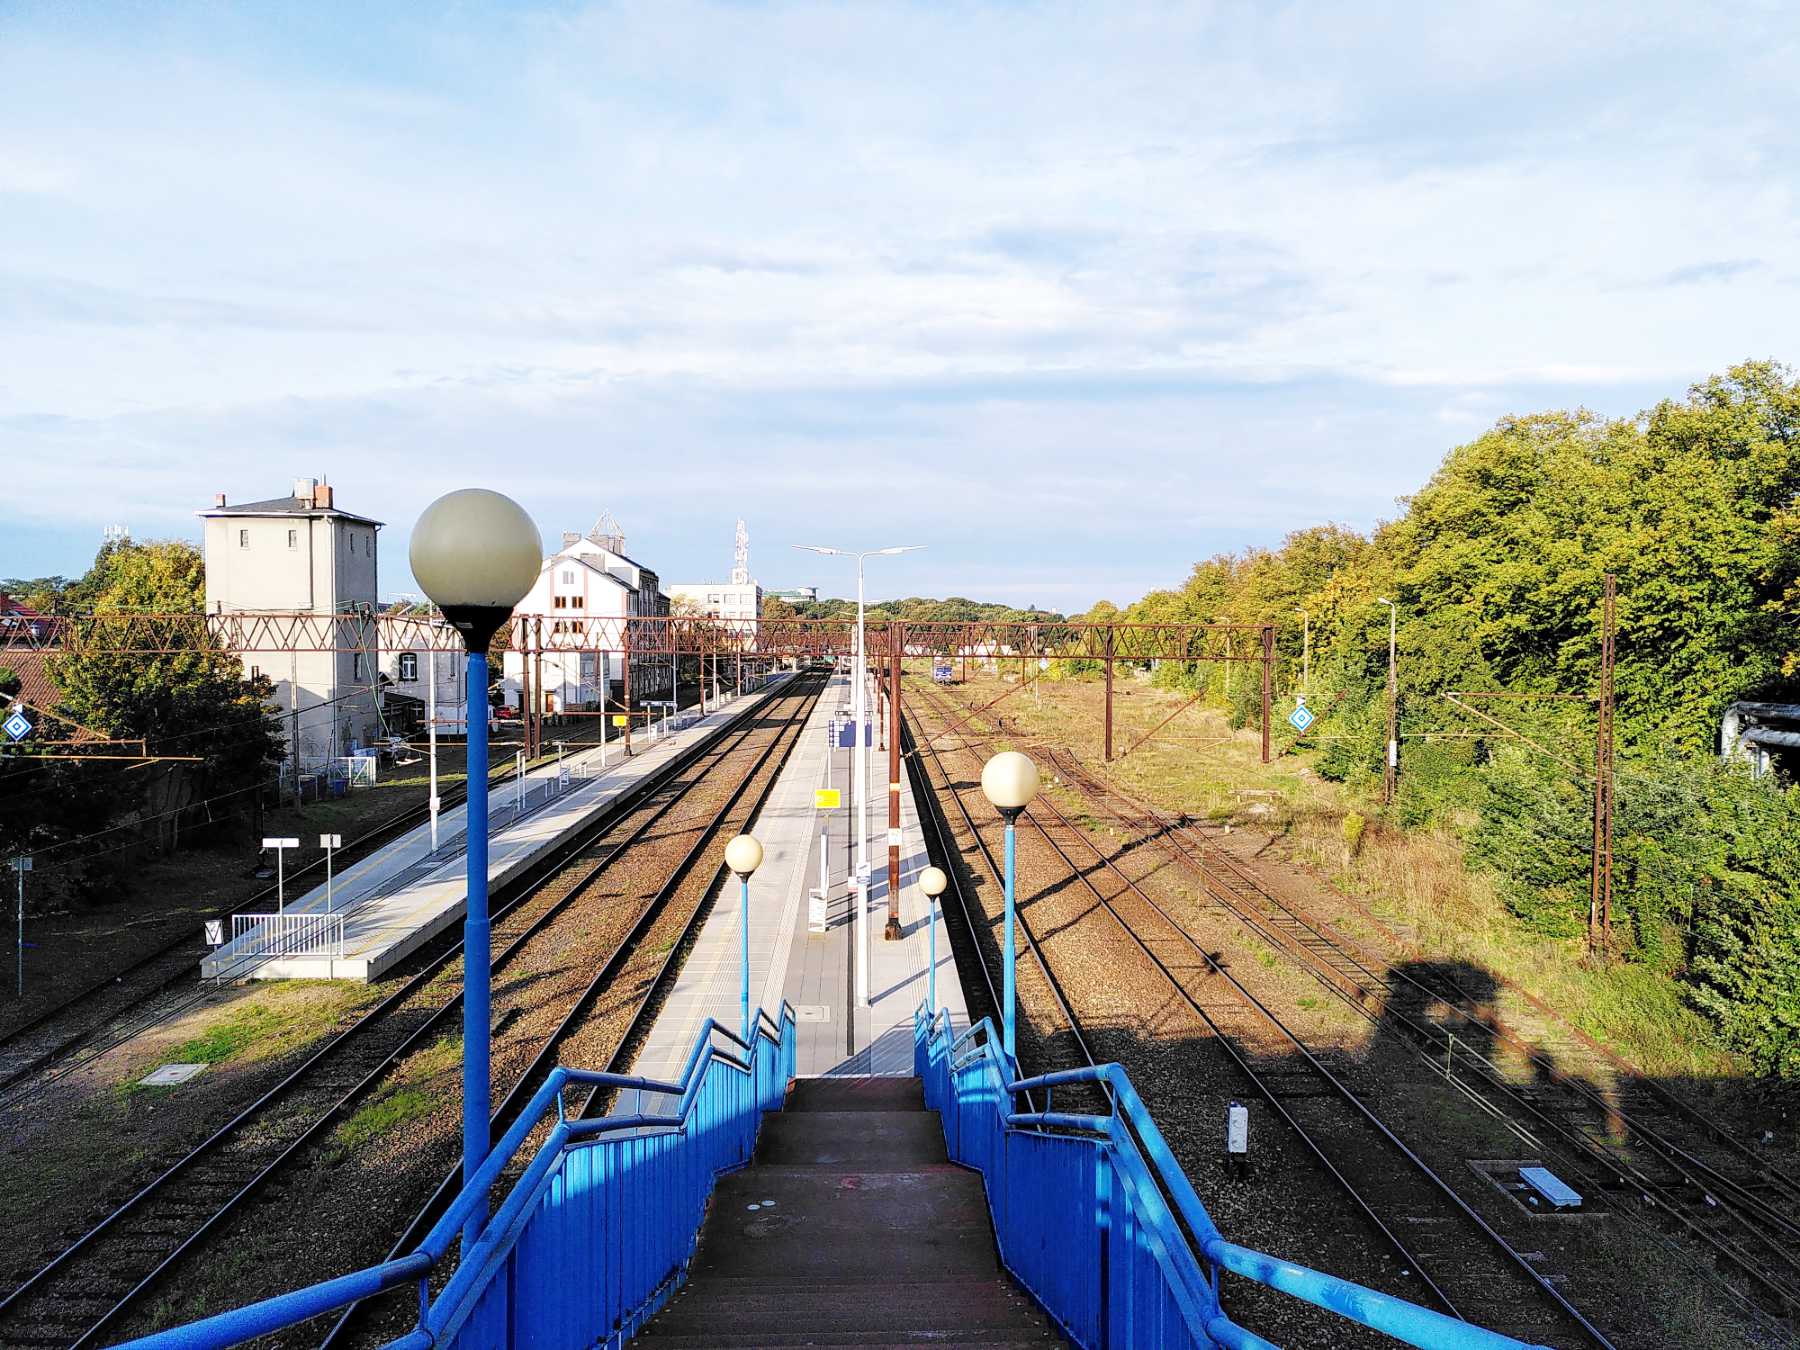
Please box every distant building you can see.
[671,519,762,636]
[198,477,384,772]
[501,513,673,716]
[767,586,818,604]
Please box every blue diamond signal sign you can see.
[3,712,31,742]
[1288,703,1315,733]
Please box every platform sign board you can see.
[807,888,828,933]
[204,920,225,946]
[612,715,628,727]
[814,788,841,810]
[262,837,300,850]
[2,711,30,741]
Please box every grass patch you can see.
[934,671,1740,1082]
[322,1033,460,1164]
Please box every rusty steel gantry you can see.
[1,611,1276,941]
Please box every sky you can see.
[1,1,1794,609]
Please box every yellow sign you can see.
[814,788,842,810]
[612,715,628,727]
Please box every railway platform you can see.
[200,676,787,982]
[626,670,969,1088]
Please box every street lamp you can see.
[920,865,948,1014]
[410,488,542,1255]
[725,833,764,1042]
[793,543,923,1001]
[979,751,1039,1064]
[1376,598,1398,805]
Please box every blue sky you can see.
[1,1,1794,608]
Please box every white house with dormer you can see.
[500,515,671,717]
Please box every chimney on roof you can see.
[562,531,581,548]
[314,482,333,509]
[214,493,226,508]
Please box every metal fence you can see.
[230,912,346,961]
[914,1007,1548,1350]
[119,1005,798,1350]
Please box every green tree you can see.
[49,540,282,853]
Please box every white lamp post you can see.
[725,833,765,1041]
[980,751,1039,1064]
[793,543,922,1008]
[920,865,948,1014]
[409,487,541,1255]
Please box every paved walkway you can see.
[200,675,787,981]
[624,669,969,1095]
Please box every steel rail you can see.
[902,707,1097,1081]
[315,678,825,1348]
[911,685,1613,1350]
[0,711,631,1098]
[0,679,818,1349]
[1043,748,1800,1325]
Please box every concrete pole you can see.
[885,624,903,940]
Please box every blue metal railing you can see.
[915,1006,1551,1350]
[126,1003,797,1350]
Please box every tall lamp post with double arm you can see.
[793,543,922,1006]
[409,488,542,1254]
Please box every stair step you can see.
[694,1168,998,1282]
[756,1110,947,1168]
[787,1076,926,1112]
[635,1333,1059,1347]
[648,1277,1050,1336]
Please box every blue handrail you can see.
[916,1006,1551,1350]
[125,1004,797,1350]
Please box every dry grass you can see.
[934,665,1739,1082]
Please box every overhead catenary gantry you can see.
[3,610,1273,943]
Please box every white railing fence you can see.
[231,911,346,961]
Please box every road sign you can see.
[204,920,225,945]
[1288,703,1315,733]
[612,714,628,727]
[11,857,29,873]
[3,711,31,741]
[814,788,841,810]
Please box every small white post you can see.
[320,833,341,911]
[262,838,299,914]
[13,856,31,997]
[515,750,525,813]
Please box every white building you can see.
[501,515,672,716]
[671,519,762,635]
[199,477,384,773]
[379,611,470,736]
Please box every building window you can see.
[399,653,418,682]
[561,569,575,584]
[708,593,720,604]
[353,653,368,680]
[238,528,250,548]
[287,528,298,549]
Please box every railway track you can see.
[0,675,822,1350]
[908,684,1610,1349]
[1039,745,1800,1336]
[0,710,634,1099]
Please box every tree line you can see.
[0,538,282,906]
[1055,361,1799,1075]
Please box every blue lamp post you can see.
[920,865,948,1013]
[409,488,543,1255]
[979,751,1039,1065]
[725,833,765,1041]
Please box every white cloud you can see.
[0,0,1794,602]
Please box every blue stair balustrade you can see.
[120,1005,797,1350]
[914,1005,1553,1350]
